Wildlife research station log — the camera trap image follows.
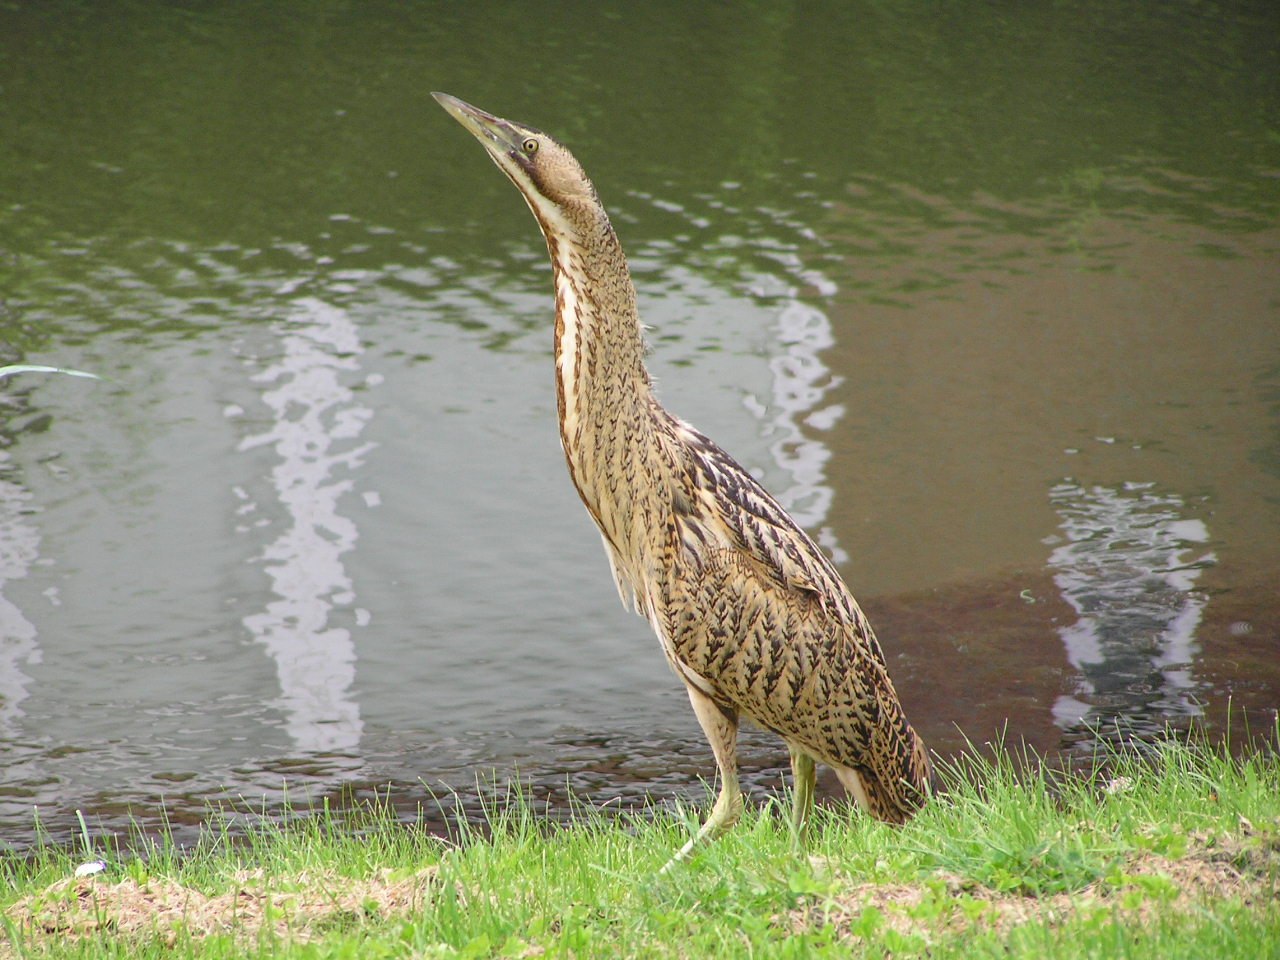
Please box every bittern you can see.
[434,93,930,864]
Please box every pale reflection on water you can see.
[744,243,848,563]
[236,294,371,755]
[759,295,847,564]
[1048,480,1215,742]
[0,449,41,738]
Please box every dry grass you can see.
[788,826,1280,945]
[4,865,439,948]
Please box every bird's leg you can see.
[788,744,817,849]
[661,685,742,872]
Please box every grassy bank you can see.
[3,736,1277,958]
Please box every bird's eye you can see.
[521,137,539,155]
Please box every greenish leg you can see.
[661,685,743,873]
[788,745,817,849]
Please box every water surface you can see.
[1,0,1277,851]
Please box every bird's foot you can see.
[658,786,743,874]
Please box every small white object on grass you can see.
[0,364,101,381]
[73,860,107,878]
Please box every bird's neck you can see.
[545,216,661,549]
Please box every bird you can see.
[433,93,931,865]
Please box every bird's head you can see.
[433,92,602,236]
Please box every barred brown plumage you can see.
[433,93,931,867]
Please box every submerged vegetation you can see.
[2,735,1277,958]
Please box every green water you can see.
[1,1,1277,849]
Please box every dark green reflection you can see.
[2,1,1275,245]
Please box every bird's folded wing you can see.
[675,422,867,629]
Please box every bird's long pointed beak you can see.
[432,92,524,156]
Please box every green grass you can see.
[3,735,1277,958]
